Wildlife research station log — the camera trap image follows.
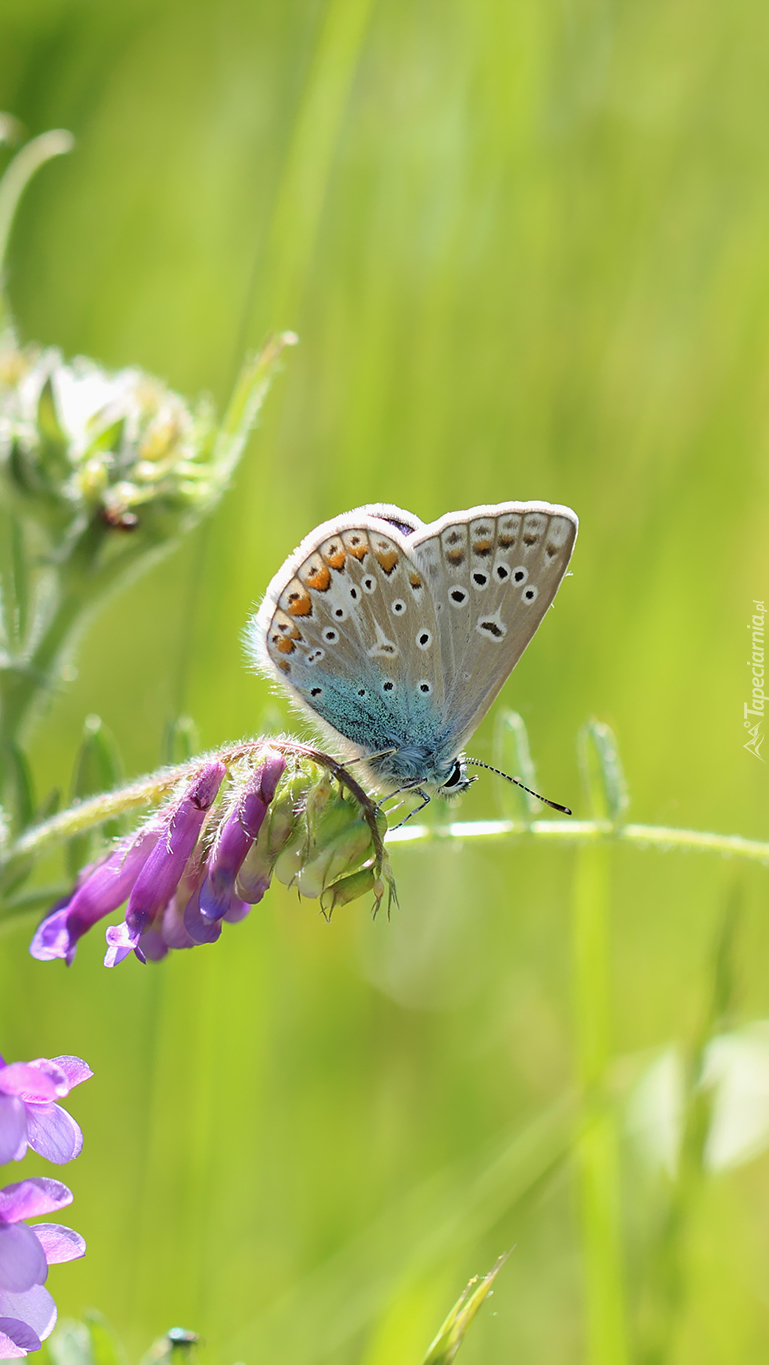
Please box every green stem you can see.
[0,519,109,814]
[572,842,629,1365]
[639,894,740,1365]
[387,818,769,865]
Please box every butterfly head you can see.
[438,756,476,800]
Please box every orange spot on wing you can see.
[374,548,398,575]
[323,544,347,570]
[305,563,331,591]
[285,590,312,616]
[344,533,369,560]
[273,634,297,654]
[409,573,423,589]
[472,539,493,556]
[446,549,465,566]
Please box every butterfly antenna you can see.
[465,759,572,816]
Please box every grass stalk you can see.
[572,841,630,1365]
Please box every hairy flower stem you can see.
[0,739,386,916]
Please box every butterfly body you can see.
[249,501,578,798]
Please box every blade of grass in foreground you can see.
[421,1252,511,1364]
[572,725,630,1365]
[222,1097,573,1364]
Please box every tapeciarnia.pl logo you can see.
[744,599,766,761]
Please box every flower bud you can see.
[124,761,225,937]
[30,821,163,964]
[198,750,285,921]
[234,768,310,902]
[320,866,382,915]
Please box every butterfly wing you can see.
[250,509,445,764]
[409,501,578,753]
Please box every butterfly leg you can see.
[377,786,432,830]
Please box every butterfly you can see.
[249,501,578,809]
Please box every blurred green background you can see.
[1,0,769,1360]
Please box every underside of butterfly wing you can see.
[410,501,578,752]
[250,512,450,785]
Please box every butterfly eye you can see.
[323,628,338,643]
[357,687,367,697]
[391,599,406,615]
[417,680,432,695]
[512,567,528,585]
[362,576,377,594]
[332,606,346,620]
[310,686,323,697]
[522,585,539,603]
[416,629,432,649]
[495,563,510,581]
[449,587,468,607]
[471,571,488,589]
[382,680,395,693]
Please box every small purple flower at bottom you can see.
[0,1057,92,1166]
[0,1177,85,1360]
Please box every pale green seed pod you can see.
[320,866,382,915]
[294,819,374,899]
[273,773,362,889]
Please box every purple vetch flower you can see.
[0,1177,85,1359]
[105,761,226,967]
[29,823,164,965]
[0,1057,92,1166]
[29,742,392,969]
[198,750,286,923]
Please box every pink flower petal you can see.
[0,1098,26,1167]
[104,921,142,968]
[50,1056,93,1090]
[31,1224,85,1266]
[0,1284,57,1342]
[0,1225,47,1293]
[25,1105,82,1165]
[0,1066,58,1106]
[0,1180,72,1224]
[0,1317,42,1356]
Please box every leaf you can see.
[492,710,540,819]
[37,376,71,483]
[421,1252,511,1364]
[67,715,123,875]
[578,720,629,822]
[84,415,126,458]
[47,1320,94,1365]
[162,715,200,765]
[3,737,36,830]
[84,1311,130,1365]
